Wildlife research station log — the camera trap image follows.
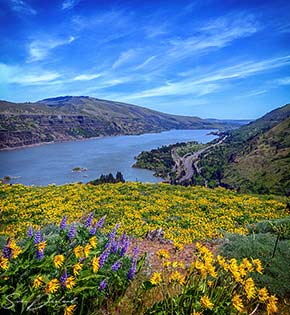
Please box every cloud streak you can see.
[10,0,37,15]
[27,36,75,62]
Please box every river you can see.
[0,129,217,185]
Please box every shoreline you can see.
[0,128,217,152]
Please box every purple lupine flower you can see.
[132,246,139,260]
[85,212,94,228]
[111,240,120,253]
[99,249,110,269]
[120,234,130,257]
[27,225,34,238]
[111,260,121,272]
[99,279,107,291]
[90,224,97,235]
[96,216,105,229]
[34,229,41,244]
[36,249,44,260]
[60,270,68,288]
[68,223,76,240]
[127,260,137,280]
[60,216,67,230]
[3,245,12,259]
[109,223,120,240]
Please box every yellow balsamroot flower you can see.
[64,304,77,315]
[89,236,97,248]
[33,275,44,288]
[194,260,207,278]
[200,295,214,310]
[92,256,99,273]
[84,243,92,258]
[74,245,84,259]
[162,261,171,268]
[156,249,170,259]
[217,255,228,271]
[54,254,65,268]
[232,294,244,312]
[7,239,22,259]
[0,257,9,270]
[207,280,214,287]
[244,277,256,300]
[169,271,185,285]
[45,279,60,294]
[65,276,76,289]
[258,287,269,303]
[241,258,254,273]
[37,241,46,252]
[267,295,278,314]
[191,312,203,315]
[172,261,178,268]
[73,263,83,276]
[150,272,162,285]
[252,258,263,274]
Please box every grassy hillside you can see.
[0,182,287,245]
[198,103,290,194]
[0,96,237,149]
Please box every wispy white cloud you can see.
[118,55,290,101]
[168,15,259,59]
[62,0,80,10]
[275,76,290,85]
[72,73,102,81]
[0,63,61,85]
[134,56,157,70]
[10,0,37,15]
[112,49,137,69]
[27,36,75,62]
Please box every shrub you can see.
[221,232,290,297]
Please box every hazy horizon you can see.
[0,0,290,119]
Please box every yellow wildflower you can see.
[179,262,185,269]
[172,261,178,268]
[65,276,76,289]
[192,311,203,315]
[156,249,170,259]
[244,277,256,300]
[200,295,214,310]
[207,280,213,287]
[258,287,269,303]
[267,295,278,314]
[7,239,22,259]
[150,272,162,285]
[74,245,83,259]
[33,275,43,288]
[37,241,46,252]
[217,255,228,271]
[64,304,77,315]
[252,258,263,274]
[232,294,244,312]
[89,236,97,248]
[73,263,83,276]
[84,243,92,258]
[92,256,99,273]
[0,257,9,270]
[162,261,171,268]
[241,258,254,272]
[169,271,185,285]
[194,260,207,278]
[45,279,60,294]
[54,255,65,268]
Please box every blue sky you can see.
[0,0,289,119]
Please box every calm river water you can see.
[0,130,217,185]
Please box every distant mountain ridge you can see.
[0,96,240,149]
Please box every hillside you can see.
[195,103,290,194]
[0,96,237,149]
[133,103,290,195]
